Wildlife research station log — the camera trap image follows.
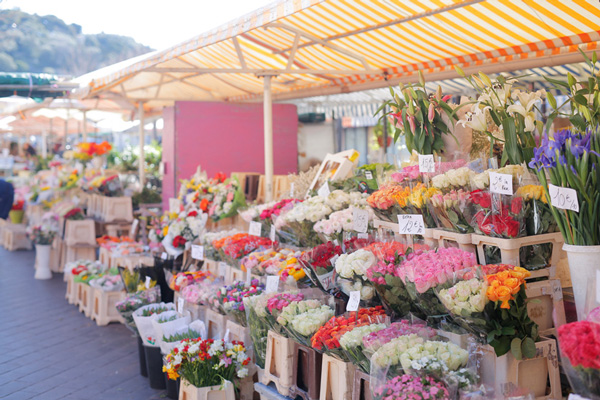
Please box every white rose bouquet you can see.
[339,323,386,372]
[335,249,377,303]
[399,340,468,372]
[436,276,489,336]
[277,300,334,346]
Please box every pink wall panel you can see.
[162,101,298,207]
[161,106,176,211]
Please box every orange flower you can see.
[487,285,513,309]
[503,277,521,295]
[199,198,209,212]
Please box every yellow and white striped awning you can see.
[82,0,600,107]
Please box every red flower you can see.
[471,190,491,209]
[511,197,523,214]
[558,321,600,369]
[187,210,198,217]
[172,235,187,248]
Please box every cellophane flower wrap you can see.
[557,320,600,399]
[115,286,161,334]
[396,248,477,322]
[334,249,378,305]
[311,306,386,358]
[263,292,305,335]
[202,229,241,262]
[89,274,123,292]
[363,320,437,358]
[314,205,375,244]
[213,233,274,267]
[277,298,335,346]
[243,294,272,368]
[470,188,525,239]
[241,247,306,284]
[162,209,207,256]
[133,302,176,346]
[299,241,343,293]
[373,375,450,400]
[339,323,386,372]
[211,279,265,327]
[169,270,213,292]
[164,338,251,388]
[181,281,219,306]
[428,189,474,233]
[367,183,439,227]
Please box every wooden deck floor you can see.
[0,248,167,400]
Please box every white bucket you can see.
[563,243,600,320]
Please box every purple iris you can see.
[529,129,599,170]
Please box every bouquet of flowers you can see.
[169,271,212,292]
[314,206,375,244]
[164,338,251,388]
[277,299,335,346]
[202,229,241,261]
[557,320,600,399]
[62,207,85,220]
[180,281,219,306]
[160,321,206,356]
[339,323,387,372]
[163,209,206,255]
[311,306,386,358]
[97,175,123,197]
[428,189,474,233]
[432,167,476,192]
[133,302,176,346]
[335,249,378,304]
[211,279,265,326]
[241,247,306,284]
[373,375,450,400]
[363,320,437,357]
[299,241,343,292]
[470,189,525,239]
[27,212,59,245]
[264,292,305,335]
[243,294,274,368]
[116,288,161,334]
[213,233,274,266]
[73,141,112,162]
[89,274,123,292]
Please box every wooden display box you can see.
[99,247,112,268]
[225,319,251,345]
[525,279,566,337]
[64,219,96,246]
[205,308,227,340]
[77,283,93,317]
[90,288,125,326]
[437,329,472,350]
[308,150,358,193]
[64,244,96,265]
[319,354,356,400]
[261,330,295,397]
[227,265,245,284]
[2,224,32,251]
[372,219,437,248]
[179,379,234,400]
[204,259,219,276]
[471,232,564,280]
[101,196,133,223]
[431,229,476,255]
[65,273,78,304]
[290,342,322,400]
[479,337,560,400]
[352,370,372,400]
[186,303,207,323]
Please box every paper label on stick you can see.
[548,184,579,212]
[191,245,204,260]
[489,172,513,195]
[218,262,227,277]
[418,154,435,173]
[317,182,330,198]
[249,221,262,237]
[270,225,276,242]
[365,171,373,180]
[161,252,167,260]
[353,208,369,233]
[318,271,335,291]
[347,291,361,312]
[397,214,425,235]
[265,276,279,293]
[145,276,151,289]
[178,298,185,314]
[551,280,563,302]
[130,219,139,238]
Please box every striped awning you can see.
[81,0,600,107]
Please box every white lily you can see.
[510,90,544,114]
[457,105,489,132]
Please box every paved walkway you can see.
[0,248,167,400]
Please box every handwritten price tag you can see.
[317,182,330,198]
[551,280,563,302]
[353,208,369,233]
[169,198,181,214]
[161,252,168,260]
[397,214,425,235]
[218,262,227,277]
[347,291,361,312]
[549,184,579,212]
[178,298,185,314]
[489,172,513,195]
[265,275,279,293]
[365,171,373,180]
[191,245,204,260]
[249,221,262,237]
[270,225,276,242]
[418,154,435,173]
[145,276,151,289]
[318,271,335,291]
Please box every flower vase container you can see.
[290,342,322,400]
[563,244,600,321]
[352,370,372,400]
[144,345,167,390]
[319,353,356,400]
[137,336,148,377]
[261,330,295,396]
[34,244,52,280]
[8,210,24,224]
[479,337,560,400]
[178,379,234,400]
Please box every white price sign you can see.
[418,154,435,173]
[317,182,330,198]
[489,172,513,195]
[270,225,276,242]
[130,219,139,238]
[346,291,361,312]
[265,275,280,293]
[246,268,252,286]
[145,276,151,289]
[218,262,228,277]
[352,208,369,233]
[317,271,335,291]
[169,198,181,214]
[549,184,579,212]
[364,171,373,180]
[249,221,262,237]
[191,245,204,260]
[290,182,295,197]
[397,214,425,235]
[357,233,368,239]
[161,252,168,260]
[178,298,185,314]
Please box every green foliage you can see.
[0,9,152,75]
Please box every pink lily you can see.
[428,103,435,122]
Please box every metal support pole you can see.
[64,109,69,148]
[263,76,274,202]
[82,110,88,142]
[138,102,146,188]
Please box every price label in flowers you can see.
[72,195,80,205]
[145,276,151,289]
[191,245,204,260]
[489,172,513,195]
[270,225,276,242]
[347,291,361,312]
[266,275,279,293]
[218,262,227,277]
[161,252,167,260]
[357,233,368,239]
[397,214,425,235]
[548,184,579,212]
[290,182,295,197]
[318,271,335,291]
[365,171,373,180]
[178,298,185,314]
[317,182,330,198]
[249,221,262,237]
[418,154,435,173]
[353,208,369,233]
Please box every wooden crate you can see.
[319,353,356,400]
[65,273,78,304]
[102,196,133,223]
[64,244,96,265]
[479,337,560,400]
[90,288,125,326]
[105,222,133,238]
[372,219,437,248]
[431,229,476,255]
[227,265,245,284]
[352,370,372,400]
[179,378,234,400]
[205,308,227,340]
[290,342,322,400]
[185,303,207,323]
[225,319,251,345]
[437,329,472,350]
[64,219,96,246]
[2,224,32,251]
[261,330,295,397]
[525,279,567,337]
[471,233,564,280]
[77,283,93,317]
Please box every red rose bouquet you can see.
[471,189,525,239]
[299,241,343,292]
[558,321,600,398]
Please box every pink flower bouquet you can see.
[373,375,450,400]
